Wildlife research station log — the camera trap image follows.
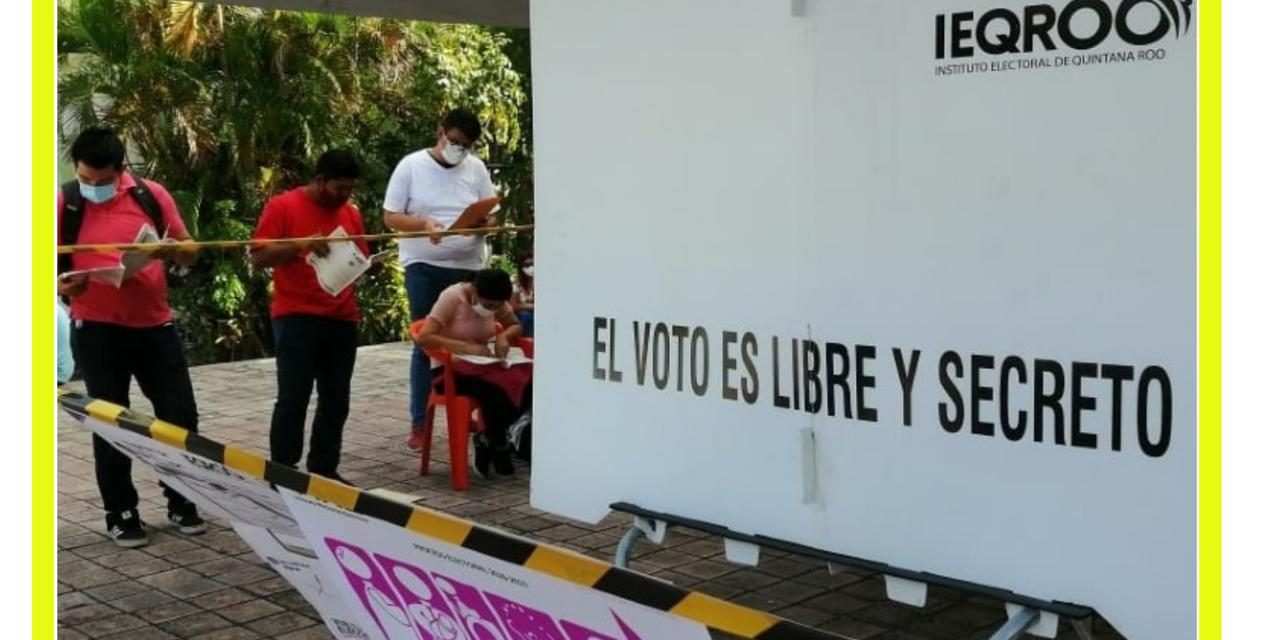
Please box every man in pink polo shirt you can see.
[56,127,206,548]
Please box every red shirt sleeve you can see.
[253,196,287,240]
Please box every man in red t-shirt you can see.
[251,150,370,484]
[56,127,206,548]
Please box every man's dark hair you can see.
[441,108,482,144]
[474,268,513,302]
[69,127,125,170]
[315,149,361,180]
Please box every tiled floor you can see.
[56,343,1124,639]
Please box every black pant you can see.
[72,321,199,515]
[443,374,532,448]
[270,315,358,475]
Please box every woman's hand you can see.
[457,342,494,357]
[494,334,510,359]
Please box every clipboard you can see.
[447,196,502,231]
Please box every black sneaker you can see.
[106,510,149,548]
[492,445,515,477]
[167,506,207,535]
[471,434,492,479]
[313,469,356,487]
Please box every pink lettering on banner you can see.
[430,574,509,640]
[325,539,417,639]
[482,592,568,640]
[322,537,650,640]
[560,613,644,640]
[373,553,467,640]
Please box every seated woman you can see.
[511,253,534,337]
[413,268,530,477]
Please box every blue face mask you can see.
[79,181,117,204]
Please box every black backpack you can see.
[58,179,166,275]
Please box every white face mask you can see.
[441,142,469,165]
[521,266,534,277]
[471,302,496,318]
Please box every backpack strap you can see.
[58,181,84,275]
[127,180,167,239]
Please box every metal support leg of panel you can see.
[613,516,667,569]
[989,607,1040,640]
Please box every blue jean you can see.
[406,262,475,427]
[516,309,534,338]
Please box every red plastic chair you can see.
[408,319,533,491]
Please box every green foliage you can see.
[58,0,531,363]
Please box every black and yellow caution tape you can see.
[55,390,846,640]
[55,224,534,255]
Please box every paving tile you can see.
[71,612,148,637]
[672,559,742,581]
[60,566,127,590]
[774,604,837,627]
[139,569,226,599]
[266,589,316,612]
[109,589,178,614]
[246,611,318,636]
[135,601,202,624]
[84,579,149,602]
[190,629,263,640]
[240,575,293,596]
[57,591,98,614]
[157,611,234,636]
[196,588,257,611]
[217,598,287,623]
[59,603,117,627]
[100,626,179,639]
[274,625,335,640]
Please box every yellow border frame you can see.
[33,2,1223,638]
[34,0,56,638]
[1197,1,1223,639]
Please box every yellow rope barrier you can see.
[56,224,534,254]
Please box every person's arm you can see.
[477,161,499,228]
[251,240,328,269]
[56,302,74,384]
[413,317,492,356]
[382,157,442,238]
[493,304,524,358]
[148,181,199,266]
[248,198,328,269]
[57,273,90,298]
[383,210,439,233]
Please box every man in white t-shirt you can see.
[383,108,498,451]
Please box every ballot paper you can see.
[454,345,532,367]
[306,227,369,296]
[60,264,127,288]
[121,224,164,280]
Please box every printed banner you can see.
[76,414,303,537]
[280,489,710,640]
[232,522,370,640]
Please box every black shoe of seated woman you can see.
[492,445,515,476]
[471,434,492,479]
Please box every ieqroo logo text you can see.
[935,0,1193,59]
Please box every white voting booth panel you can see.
[530,1,1195,638]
